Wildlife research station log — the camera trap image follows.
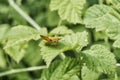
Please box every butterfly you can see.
[40,35,60,45]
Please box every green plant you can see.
[0,0,120,80]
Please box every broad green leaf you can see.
[4,42,28,63]
[82,66,100,80]
[105,0,120,5]
[50,0,65,11]
[3,25,46,63]
[39,41,65,67]
[63,31,88,51]
[113,37,120,48]
[70,25,87,33]
[69,75,79,80]
[4,25,41,49]
[39,31,88,66]
[82,44,116,74]
[113,3,120,13]
[84,5,120,30]
[0,24,9,42]
[39,27,48,36]
[40,58,80,80]
[23,40,42,66]
[84,4,120,40]
[106,24,120,39]
[0,48,6,68]
[50,26,74,35]
[84,5,118,26]
[50,0,86,24]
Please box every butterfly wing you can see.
[40,35,52,42]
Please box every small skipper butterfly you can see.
[40,35,60,45]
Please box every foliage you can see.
[0,0,120,80]
[40,58,80,80]
[82,44,116,74]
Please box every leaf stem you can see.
[8,0,41,30]
[0,66,47,77]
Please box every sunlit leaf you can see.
[0,24,9,42]
[39,41,65,67]
[50,26,74,35]
[50,0,86,24]
[84,4,120,40]
[63,31,88,51]
[82,44,116,74]
[40,58,80,80]
[3,25,46,63]
[84,5,120,30]
[82,66,100,80]
[50,0,65,11]
[0,48,6,68]
[84,4,118,27]
[39,31,88,66]
[4,25,41,49]
[4,42,28,63]
[105,0,120,5]
[113,38,120,48]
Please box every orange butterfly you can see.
[40,35,60,45]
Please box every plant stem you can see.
[8,0,40,30]
[0,66,47,77]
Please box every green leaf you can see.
[39,31,88,66]
[40,58,80,80]
[0,48,6,68]
[50,26,74,35]
[63,31,88,51]
[50,0,65,11]
[84,5,120,30]
[23,40,42,66]
[105,0,120,5]
[39,41,65,67]
[84,4,120,39]
[4,25,41,49]
[69,75,79,80]
[113,38,120,48]
[106,25,120,40]
[82,44,116,74]
[50,0,86,24]
[84,5,118,26]
[4,42,28,63]
[0,24,9,42]
[3,25,46,63]
[82,66,100,80]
